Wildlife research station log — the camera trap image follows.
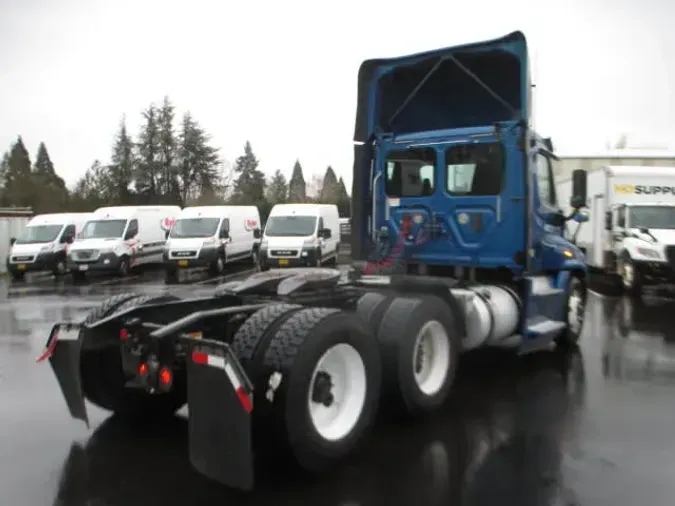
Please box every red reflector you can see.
[236,386,253,413]
[192,351,208,364]
[159,367,172,385]
[138,363,148,376]
[120,329,129,340]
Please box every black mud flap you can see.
[186,339,255,491]
[36,324,89,427]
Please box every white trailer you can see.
[557,165,675,294]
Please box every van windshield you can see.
[265,216,317,237]
[81,219,127,239]
[15,225,63,244]
[629,206,675,230]
[170,218,221,238]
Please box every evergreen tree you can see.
[0,151,9,200]
[32,142,68,212]
[176,113,221,205]
[70,159,111,210]
[135,104,160,198]
[287,159,306,202]
[319,165,341,204]
[231,141,266,205]
[337,176,351,216]
[109,117,135,204]
[2,136,34,207]
[266,169,288,205]
[158,96,179,199]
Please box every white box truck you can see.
[163,205,261,280]
[260,203,340,269]
[557,165,675,294]
[6,212,93,280]
[67,205,181,279]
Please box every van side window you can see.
[385,148,435,198]
[60,225,76,243]
[445,143,504,195]
[617,206,626,228]
[125,219,139,240]
[535,152,558,207]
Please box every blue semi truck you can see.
[38,31,590,491]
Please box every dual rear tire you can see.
[228,292,460,474]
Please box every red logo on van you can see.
[244,219,259,231]
[161,217,175,231]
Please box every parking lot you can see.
[1,269,675,506]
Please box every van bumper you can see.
[259,248,319,268]
[67,252,123,273]
[7,251,66,274]
[163,247,220,270]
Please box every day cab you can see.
[350,30,590,349]
[67,205,181,279]
[163,205,261,280]
[259,203,340,269]
[6,213,92,280]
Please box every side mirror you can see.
[573,209,589,223]
[253,228,261,239]
[570,169,587,209]
[604,211,612,231]
[9,237,16,246]
[65,236,74,244]
[639,227,649,234]
[320,228,332,239]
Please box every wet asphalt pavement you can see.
[1,271,675,506]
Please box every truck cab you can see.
[351,31,589,349]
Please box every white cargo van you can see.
[163,205,261,279]
[557,165,675,294]
[6,213,93,280]
[67,205,181,278]
[260,203,340,269]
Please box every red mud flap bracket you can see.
[186,339,255,491]
[36,323,89,427]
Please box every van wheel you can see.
[118,257,130,277]
[53,257,67,276]
[251,249,261,272]
[314,249,323,267]
[619,253,643,296]
[210,253,226,276]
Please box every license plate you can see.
[178,260,188,267]
[79,265,88,271]
[17,264,26,270]
[279,259,289,266]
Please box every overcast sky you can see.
[1,0,674,190]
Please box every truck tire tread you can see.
[258,307,381,474]
[376,295,459,417]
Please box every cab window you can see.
[534,152,558,207]
[124,219,139,240]
[445,143,504,195]
[60,225,76,243]
[385,148,435,198]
